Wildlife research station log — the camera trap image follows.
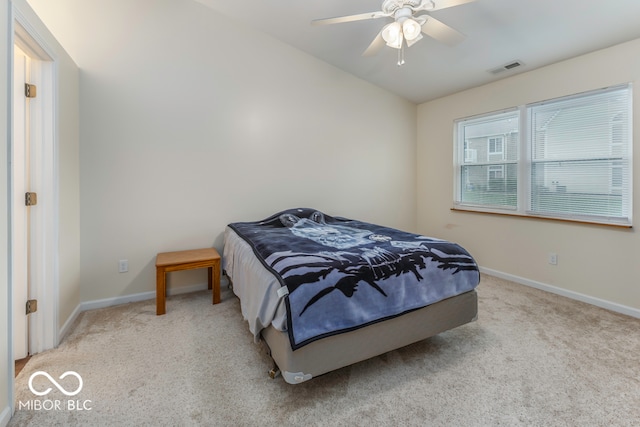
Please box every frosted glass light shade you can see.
[382,22,403,49]
[402,18,422,41]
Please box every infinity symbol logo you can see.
[28,371,83,397]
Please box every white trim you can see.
[58,282,210,342]
[11,1,60,356]
[58,281,215,341]
[480,266,640,319]
[12,2,57,62]
[80,283,210,314]
[6,6,15,424]
[57,303,81,343]
[11,44,29,361]
[7,2,62,418]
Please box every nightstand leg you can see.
[156,267,166,315]
[212,261,220,304]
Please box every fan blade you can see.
[420,16,465,46]
[429,0,475,11]
[362,31,385,57]
[312,11,387,26]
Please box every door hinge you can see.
[25,192,37,206]
[26,299,38,315]
[25,83,37,98]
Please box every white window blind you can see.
[529,87,631,223]
[454,84,632,226]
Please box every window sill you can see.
[450,207,633,229]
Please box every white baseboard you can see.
[57,283,211,342]
[80,282,209,312]
[480,267,640,319]
[58,303,82,344]
[1,405,11,427]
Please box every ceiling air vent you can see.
[489,60,524,75]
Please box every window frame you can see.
[453,84,633,228]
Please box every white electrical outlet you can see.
[548,253,558,265]
[118,259,129,273]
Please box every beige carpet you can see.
[9,274,640,426]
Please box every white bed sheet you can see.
[223,227,288,341]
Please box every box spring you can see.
[262,289,478,384]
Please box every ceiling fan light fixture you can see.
[382,22,403,49]
[406,32,423,47]
[402,18,422,41]
[312,0,475,62]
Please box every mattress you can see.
[223,226,288,339]
[226,208,479,350]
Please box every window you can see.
[488,136,504,160]
[488,165,504,179]
[454,85,632,226]
[457,110,519,209]
[464,148,478,163]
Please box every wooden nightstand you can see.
[155,248,221,315]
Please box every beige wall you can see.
[28,0,417,302]
[1,0,11,424]
[417,38,640,312]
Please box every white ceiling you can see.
[194,0,640,104]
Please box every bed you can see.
[223,208,480,384]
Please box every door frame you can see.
[12,44,30,362]
[9,0,59,365]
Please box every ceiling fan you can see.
[312,0,475,65]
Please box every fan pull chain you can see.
[397,44,405,66]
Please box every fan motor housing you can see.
[382,0,425,14]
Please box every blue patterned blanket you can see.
[228,208,480,350]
